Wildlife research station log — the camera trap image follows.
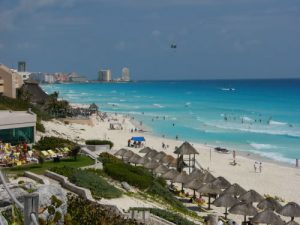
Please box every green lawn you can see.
[5,155,94,175]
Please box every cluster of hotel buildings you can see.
[98,67,131,82]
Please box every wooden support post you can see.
[24,193,39,225]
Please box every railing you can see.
[0,170,39,225]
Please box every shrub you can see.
[147,181,188,213]
[34,136,76,151]
[85,140,113,148]
[66,194,139,225]
[130,208,197,225]
[99,152,122,164]
[50,167,122,199]
[104,163,153,190]
[36,121,45,133]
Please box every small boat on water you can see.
[214,147,230,154]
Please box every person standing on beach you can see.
[259,162,262,173]
[254,162,257,173]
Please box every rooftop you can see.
[0,110,36,126]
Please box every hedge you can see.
[85,140,113,148]
[34,136,76,151]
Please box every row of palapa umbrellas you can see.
[114,143,300,225]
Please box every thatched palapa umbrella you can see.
[251,209,285,225]
[239,189,263,204]
[286,221,300,225]
[139,147,153,154]
[278,202,300,221]
[258,197,282,211]
[202,171,216,184]
[153,164,169,175]
[174,142,199,173]
[122,150,135,159]
[172,171,188,192]
[168,158,178,168]
[212,176,231,189]
[198,182,222,209]
[137,156,150,165]
[229,202,258,222]
[153,151,166,161]
[223,183,246,197]
[184,178,203,198]
[213,194,240,219]
[145,149,158,159]
[144,160,160,170]
[128,154,142,165]
[160,155,176,164]
[114,148,128,159]
[161,169,179,181]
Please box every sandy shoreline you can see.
[38,109,300,223]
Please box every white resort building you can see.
[0,110,37,145]
[0,64,23,99]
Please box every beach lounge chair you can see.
[41,150,50,158]
[48,150,57,158]
[63,147,70,153]
[28,150,33,157]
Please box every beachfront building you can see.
[99,70,112,82]
[121,67,130,82]
[68,72,87,83]
[0,64,23,99]
[18,61,26,72]
[0,110,37,145]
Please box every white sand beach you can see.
[39,112,300,222]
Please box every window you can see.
[0,127,34,145]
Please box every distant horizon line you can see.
[132,77,300,82]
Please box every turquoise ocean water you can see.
[42,80,300,164]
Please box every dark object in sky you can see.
[171,44,177,49]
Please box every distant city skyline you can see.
[0,0,299,80]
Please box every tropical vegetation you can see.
[34,136,76,151]
[50,166,122,199]
[100,153,189,213]
[66,194,139,225]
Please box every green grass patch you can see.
[50,167,122,199]
[6,155,94,175]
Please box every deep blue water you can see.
[42,79,300,164]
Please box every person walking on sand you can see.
[259,162,262,173]
[254,162,257,173]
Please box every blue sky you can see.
[0,0,299,80]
